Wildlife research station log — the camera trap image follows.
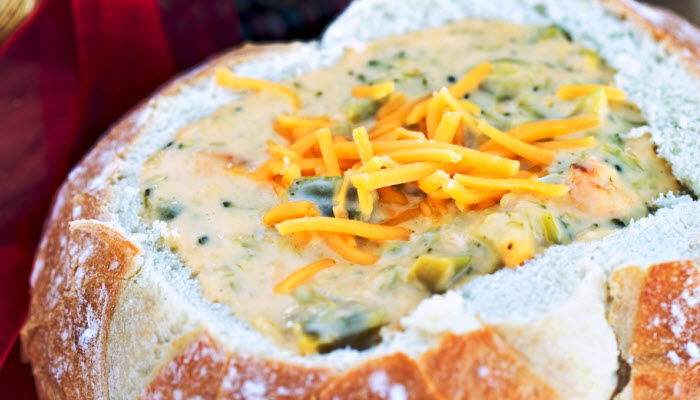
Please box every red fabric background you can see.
[0,0,243,396]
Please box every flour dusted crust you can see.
[20,1,700,399]
[609,261,700,399]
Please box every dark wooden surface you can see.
[646,0,700,25]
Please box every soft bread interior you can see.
[105,0,700,399]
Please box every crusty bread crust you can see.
[20,1,700,399]
[609,260,700,399]
[136,326,557,400]
[19,44,301,400]
[601,0,700,78]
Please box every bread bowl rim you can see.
[20,0,700,398]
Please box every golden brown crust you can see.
[218,353,332,399]
[601,0,700,77]
[610,261,700,399]
[318,353,443,400]
[19,1,700,398]
[421,330,559,400]
[607,266,646,362]
[140,332,229,400]
[19,43,303,400]
[138,325,556,400]
[21,218,140,399]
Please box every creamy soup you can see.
[140,19,679,354]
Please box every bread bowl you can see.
[19,0,700,398]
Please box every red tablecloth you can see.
[0,0,351,394]
[0,0,242,395]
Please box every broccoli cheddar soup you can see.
[139,19,679,354]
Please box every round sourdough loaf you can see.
[20,0,700,399]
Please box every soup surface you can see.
[140,19,679,354]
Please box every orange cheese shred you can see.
[556,84,626,102]
[379,148,461,164]
[476,121,555,165]
[353,126,374,163]
[281,162,301,185]
[316,128,341,176]
[357,156,399,173]
[215,69,302,111]
[382,207,422,226]
[426,95,446,139]
[406,100,429,125]
[395,127,426,140]
[453,173,570,197]
[478,115,600,154]
[320,233,379,265]
[373,129,401,142]
[438,87,480,115]
[534,136,596,150]
[419,201,432,216]
[276,114,332,131]
[377,186,409,205]
[352,81,395,99]
[351,162,442,191]
[448,62,493,98]
[263,201,320,225]
[276,217,411,241]
[417,170,450,194]
[357,187,374,217]
[274,258,336,294]
[295,158,324,172]
[292,231,314,248]
[333,140,519,177]
[288,132,319,155]
[442,179,505,205]
[433,111,463,143]
[376,92,407,119]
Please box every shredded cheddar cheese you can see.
[534,136,596,150]
[438,87,480,115]
[357,187,374,217]
[395,127,426,140]
[382,207,422,226]
[476,121,555,165]
[274,258,336,294]
[281,162,301,185]
[556,84,626,102]
[448,62,493,98]
[353,127,374,163]
[276,217,412,241]
[352,81,395,99]
[316,128,341,176]
[227,51,636,283]
[357,156,399,173]
[453,174,570,196]
[406,100,429,125]
[377,186,409,205]
[263,201,320,225]
[288,132,319,155]
[379,148,462,163]
[433,111,463,143]
[216,69,302,111]
[478,115,600,156]
[417,170,450,194]
[320,233,379,265]
[442,179,502,205]
[426,95,446,139]
[351,162,442,191]
[376,92,407,119]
